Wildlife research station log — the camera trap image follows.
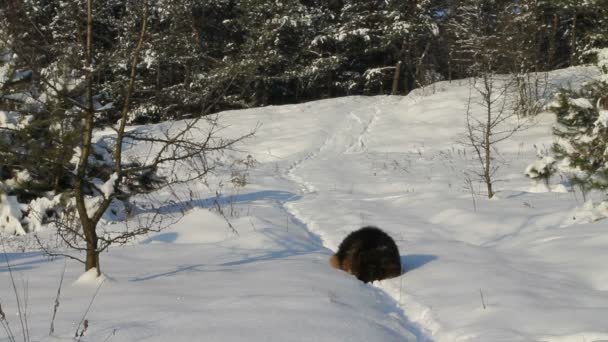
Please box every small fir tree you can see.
[550,81,608,196]
[525,154,556,189]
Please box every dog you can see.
[329,226,402,283]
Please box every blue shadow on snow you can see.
[144,190,302,215]
[401,254,437,273]
[131,225,325,282]
[141,232,179,244]
[0,252,48,273]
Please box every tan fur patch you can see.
[341,257,353,274]
[329,255,340,269]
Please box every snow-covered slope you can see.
[2,67,607,342]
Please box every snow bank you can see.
[0,194,26,235]
[73,268,107,287]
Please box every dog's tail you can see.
[329,254,340,269]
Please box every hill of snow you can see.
[2,66,608,342]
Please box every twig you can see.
[21,278,29,342]
[75,279,105,340]
[49,259,67,336]
[213,193,239,236]
[34,234,85,265]
[464,173,477,212]
[479,288,487,310]
[0,302,17,342]
[2,240,29,342]
[77,319,89,338]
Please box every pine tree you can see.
[551,81,608,195]
[546,1,608,188]
[304,0,438,96]
[446,0,517,76]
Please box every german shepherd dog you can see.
[329,226,402,283]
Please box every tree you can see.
[0,0,252,275]
[516,0,608,69]
[236,0,319,105]
[446,0,522,77]
[550,81,608,198]
[384,0,439,93]
[498,1,551,117]
[463,73,525,199]
[304,0,438,96]
[547,30,608,199]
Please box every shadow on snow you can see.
[143,190,302,215]
[0,251,48,273]
[401,254,437,273]
[132,227,326,282]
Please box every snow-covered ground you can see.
[2,67,608,341]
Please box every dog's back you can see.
[330,226,402,283]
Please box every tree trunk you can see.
[570,12,578,66]
[484,135,494,199]
[414,41,431,89]
[484,74,494,199]
[448,50,452,83]
[84,225,100,276]
[76,0,102,277]
[391,61,402,95]
[548,13,558,68]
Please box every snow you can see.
[127,104,160,124]
[3,169,32,189]
[569,97,594,109]
[2,67,608,341]
[25,195,62,232]
[142,209,236,244]
[568,200,608,224]
[143,49,157,69]
[596,109,608,128]
[0,110,24,129]
[40,62,85,96]
[0,61,12,85]
[0,194,26,236]
[11,69,32,83]
[100,173,118,198]
[595,47,608,81]
[525,156,555,179]
[311,35,328,47]
[73,268,106,287]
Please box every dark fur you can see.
[329,226,402,283]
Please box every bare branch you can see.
[34,234,86,265]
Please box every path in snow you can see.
[279,96,434,341]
